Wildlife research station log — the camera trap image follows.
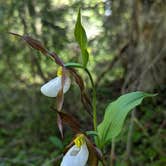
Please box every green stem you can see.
[65,63,98,142]
[65,63,97,128]
[110,139,116,166]
[84,68,97,131]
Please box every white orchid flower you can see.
[61,134,89,166]
[41,67,71,97]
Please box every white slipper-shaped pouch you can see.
[61,135,89,166]
[41,76,71,97]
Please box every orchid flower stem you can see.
[65,63,98,143]
[84,68,100,146]
[84,68,97,131]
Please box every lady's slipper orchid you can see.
[61,134,89,166]
[41,67,71,97]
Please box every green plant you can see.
[10,9,156,166]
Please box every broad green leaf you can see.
[74,9,89,67]
[97,91,156,147]
[74,9,87,49]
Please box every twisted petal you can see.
[41,76,71,97]
[61,143,89,166]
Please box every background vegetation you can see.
[0,0,165,165]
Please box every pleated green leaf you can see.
[97,91,156,148]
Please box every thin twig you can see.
[133,118,149,137]
[95,42,129,88]
[124,1,141,164]
[126,109,136,163]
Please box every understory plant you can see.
[11,9,155,166]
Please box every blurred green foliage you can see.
[0,0,165,165]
